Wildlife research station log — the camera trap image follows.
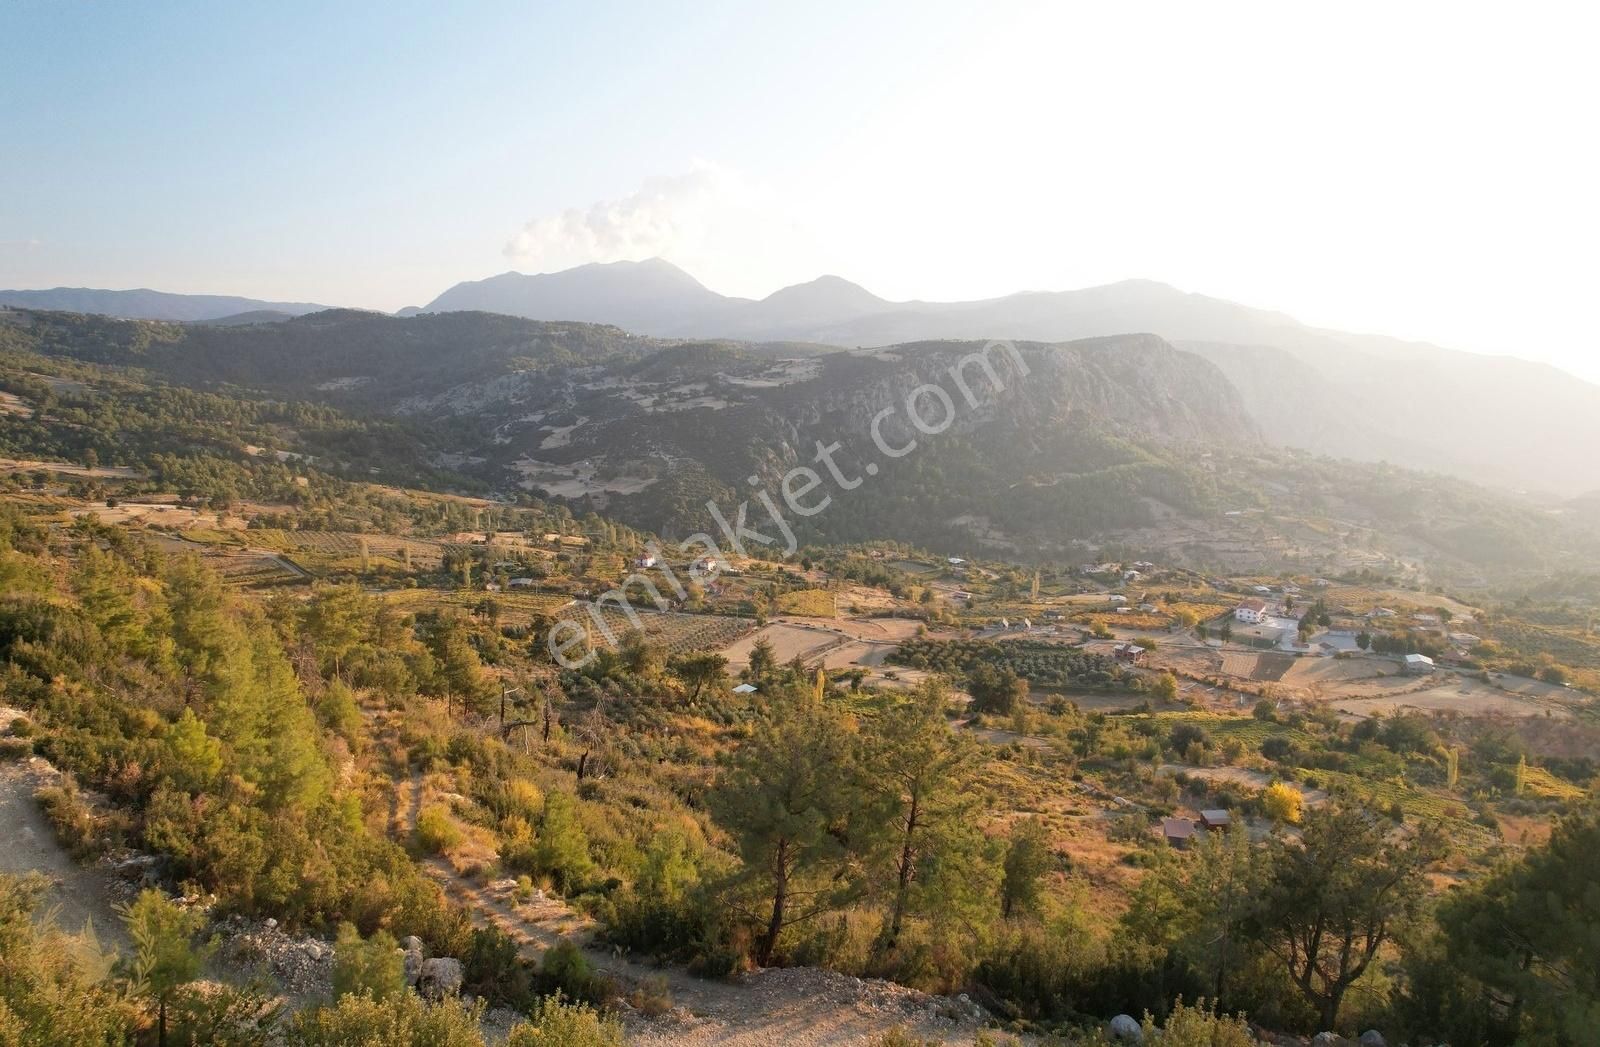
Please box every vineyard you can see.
[379,588,757,655]
[212,552,304,590]
[245,529,456,568]
[578,606,756,655]
[889,638,1137,691]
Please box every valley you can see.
[2,301,1599,1047]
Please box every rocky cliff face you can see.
[449,333,1257,546]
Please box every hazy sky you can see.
[3,1,1597,380]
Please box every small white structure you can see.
[1403,653,1435,675]
[947,556,966,566]
[634,554,658,569]
[1235,597,1270,624]
[732,683,759,694]
[508,577,535,589]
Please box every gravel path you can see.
[0,728,132,951]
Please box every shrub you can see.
[505,992,623,1047]
[462,926,535,1010]
[529,792,595,893]
[333,924,406,1002]
[415,806,461,855]
[1142,997,1255,1046]
[35,779,103,860]
[289,991,485,1046]
[538,940,614,1006]
[626,975,674,1017]
[1261,782,1303,825]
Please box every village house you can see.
[1199,809,1232,831]
[1404,653,1435,675]
[1235,597,1270,624]
[1163,817,1197,849]
[1113,642,1147,665]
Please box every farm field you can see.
[1333,679,1575,720]
[721,621,843,671]
[775,588,838,617]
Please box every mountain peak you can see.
[761,274,885,311]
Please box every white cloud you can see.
[502,165,829,297]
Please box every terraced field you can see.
[247,529,456,568]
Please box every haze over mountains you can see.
[0,286,332,322]
[9,258,1600,498]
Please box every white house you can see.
[1403,653,1435,675]
[1235,597,1270,624]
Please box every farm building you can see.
[1404,653,1435,675]
[1162,818,1197,849]
[1112,643,1147,665]
[1199,810,1232,831]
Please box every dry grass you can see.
[777,589,839,617]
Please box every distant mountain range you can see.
[14,306,1590,579]
[11,261,1600,496]
[0,287,331,322]
[423,260,1600,497]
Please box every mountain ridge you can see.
[0,286,332,321]
[420,259,1600,496]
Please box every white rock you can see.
[1360,1032,1387,1047]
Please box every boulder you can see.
[416,957,463,1000]
[1107,1013,1144,1042]
[1312,1034,1342,1047]
[400,938,425,985]
[1359,1033,1386,1047]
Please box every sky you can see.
[3,0,1598,380]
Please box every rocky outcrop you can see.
[416,957,464,1001]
